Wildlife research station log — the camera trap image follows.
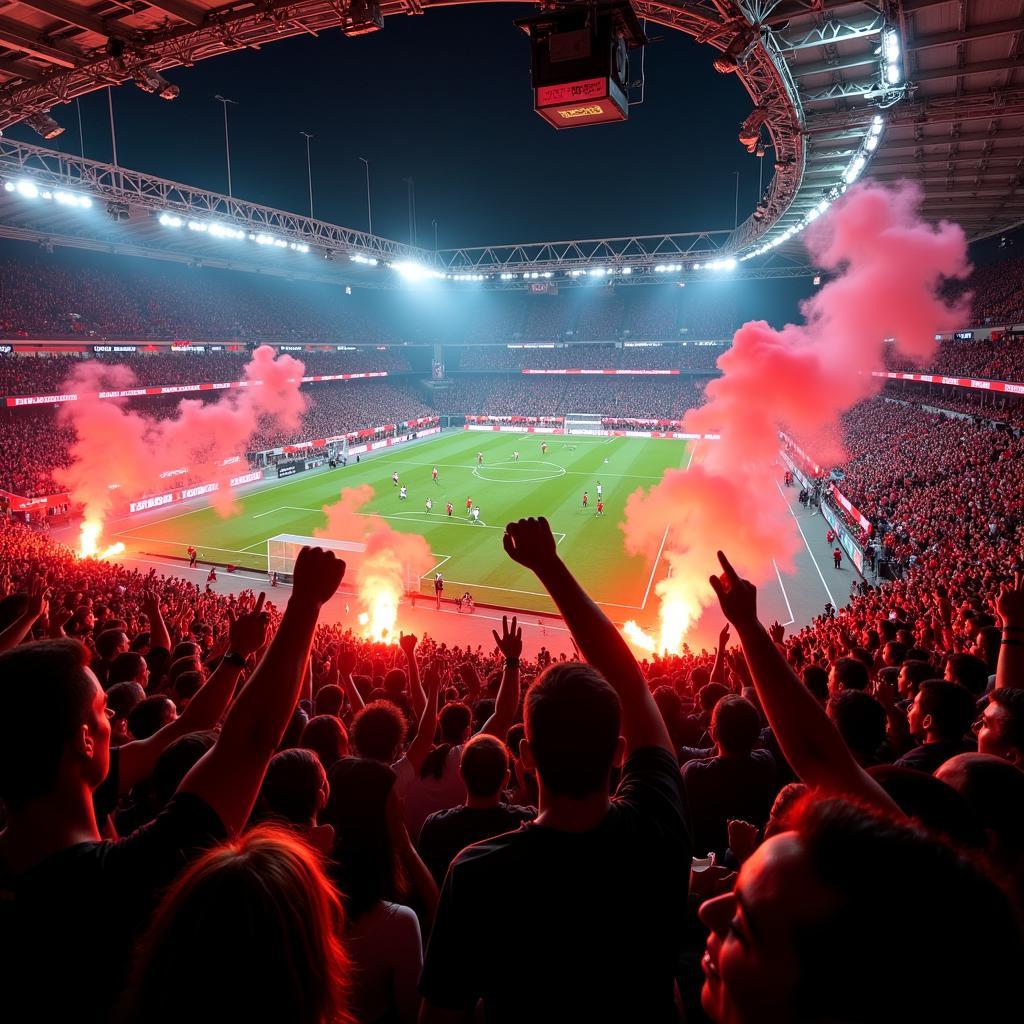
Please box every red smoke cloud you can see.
[315,484,434,642]
[56,344,307,546]
[621,181,970,651]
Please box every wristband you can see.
[223,650,247,668]
[505,657,521,669]
[1001,638,1024,647]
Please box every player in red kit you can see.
[466,497,472,516]
[582,491,588,509]
[596,500,604,516]
[833,547,842,569]
[432,466,439,484]
[187,545,197,568]
[446,502,453,517]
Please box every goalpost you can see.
[266,533,419,592]
[563,411,605,435]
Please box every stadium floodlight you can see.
[883,28,900,63]
[350,253,378,265]
[158,212,183,227]
[391,260,443,282]
[844,154,866,183]
[886,63,901,85]
[25,112,64,140]
[133,67,179,100]
[621,267,632,274]
[15,179,39,199]
[589,267,606,276]
[2,181,13,193]
[866,134,879,152]
[870,115,884,135]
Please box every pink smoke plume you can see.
[315,485,434,642]
[56,344,307,549]
[621,181,970,653]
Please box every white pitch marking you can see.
[773,557,796,626]
[776,481,837,608]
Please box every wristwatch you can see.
[223,650,247,668]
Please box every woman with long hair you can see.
[324,757,437,1024]
[120,825,352,1024]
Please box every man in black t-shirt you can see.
[0,547,345,1024]
[417,733,536,886]
[420,518,690,1024]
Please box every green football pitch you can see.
[112,430,691,616]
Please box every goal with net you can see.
[266,533,420,592]
[563,412,605,435]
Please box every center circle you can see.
[472,461,567,484]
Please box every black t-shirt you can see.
[894,738,975,774]
[681,749,778,859]
[0,792,225,1024]
[417,803,537,886]
[419,747,690,1023]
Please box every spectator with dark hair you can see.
[801,664,829,704]
[420,518,689,1023]
[128,695,178,741]
[697,797,1021,1024]
[324,758,431,1024]
[301,714,350,771]
[0,546,344,1022]
[315,683,345,718]
[107,650,150,690]
[120,825,352,1024]
[897,680,977,773]
[416,734,536,886]
[351,700,408,763]
[171,669,204,710]
[253,748,333,854]
[106,680,146,746]
[898,658,934,701]
[682,696,777,858]
[828,690,888,768]
[828,655,870,697]
[944,652,991,697]
[975,686,1024,767]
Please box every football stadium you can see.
[1,2,1023,1022]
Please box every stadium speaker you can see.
[515,1,646,130]
[342,0,383,36]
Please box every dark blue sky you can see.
[5,5,761,248]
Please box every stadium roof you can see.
[0,1,1019,276]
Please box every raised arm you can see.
[405,662,441,774]
[336,643,365,713]
[0,576,47,653]
[710,551,900,816]
[117,596,270,793]
[179,547,345,833]
[503,517,672,756]
[995,572,1024,691]
[479,615,521,739]
[142,588,172,654]
[709,623,730,685]
[400,632,426,720]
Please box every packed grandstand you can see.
[4,119,1024,1024]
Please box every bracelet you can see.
[1001,638,1024,647]
[223,650,247,668]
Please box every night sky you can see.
[4,5,760,249]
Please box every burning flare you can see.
[78,520,126,561]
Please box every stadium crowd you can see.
[428,375,710,419]
[0,349,413,399]
[1,481,1022,1022]
[453,342,725,372]
[0,382,435,499]
[886,334,1024,383]
[943,249,1024,327]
